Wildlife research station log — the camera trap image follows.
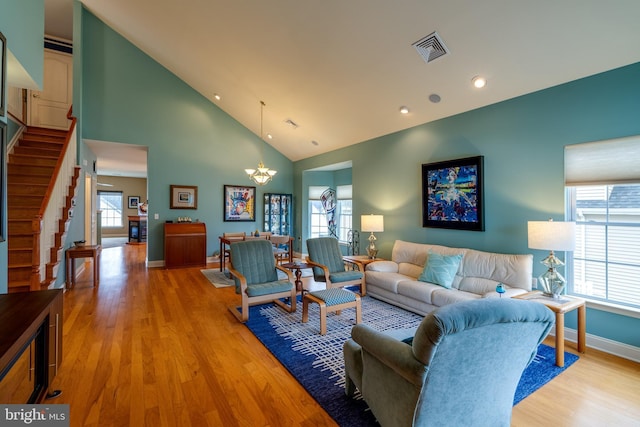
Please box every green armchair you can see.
[343,298,554,427]
[227,239,296,322]
[306,237,366,295]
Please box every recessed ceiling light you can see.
[311,140,319,146]
[267,133,273,139]
[429,94,441,103]
[399,106,410,114]
[213,93,221,100]
[471,76,487,89]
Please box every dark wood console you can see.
[164,222,207,269]
[0,289,63,403]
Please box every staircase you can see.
[7,127,80,293]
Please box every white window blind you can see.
[308,186,329,200]
[337,185,352,199]
[565,135,640,186]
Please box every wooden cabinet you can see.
[0,290,63,403]
[128,215,147,244]
[164,222,207,268]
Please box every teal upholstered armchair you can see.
[343,298,554,427]
[227,239,296,322]
[306,237,366,295]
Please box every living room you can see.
[1,1,640,425]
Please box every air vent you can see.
[412,31,448,64]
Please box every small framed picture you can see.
[128,196,140,209]
[224,185,255,221]
[170,185,198,209]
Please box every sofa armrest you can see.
[365,260,399,273]
[351,324,427,386]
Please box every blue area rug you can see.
[245,296,579,426]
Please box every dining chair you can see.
[270,235,291,265]
[222,232,246,271]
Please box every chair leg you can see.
[302,297,310,323]
[228,305,248,323]
[355,295,362,324]
[319,304,327,335]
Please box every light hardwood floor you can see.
[52,244,640,426]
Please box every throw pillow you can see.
[418,252,463,289]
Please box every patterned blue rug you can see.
[245,296,579,426]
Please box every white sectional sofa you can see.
[365,240,533,315]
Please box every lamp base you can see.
[539,268,566,299]
[366,247,378,259]
[366,232,378,259]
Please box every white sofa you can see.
[365,240,533,315]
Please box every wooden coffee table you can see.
[514,290,586,367]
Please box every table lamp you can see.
[528,219,576,298]
[361,214,384,259]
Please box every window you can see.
[309,200,328,238]
[98,191,123,228]
[308,185,353,241]
[566,185,640,308]
[336,185,352,243]
[564,135,640,309]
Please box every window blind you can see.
[565,135,640,186]
[308,186,329,200]
[337,185,352,199]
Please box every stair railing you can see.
[31,108,78,290]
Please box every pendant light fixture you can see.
[245,100,277,185]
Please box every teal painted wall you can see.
[0,0,45,88]
[294,62,640,347]
[79,9,293,262]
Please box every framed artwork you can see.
[128,195,140,209]
[0,121,5,241]
[170,185,198,209]
[0,32,6,116]
[224,185,256,222]
[422,155,484,231]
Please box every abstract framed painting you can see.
[422,155,484,231]
[224,185,255,222]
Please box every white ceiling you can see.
[45,0,640,174]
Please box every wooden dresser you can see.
[0,289,63,403]
[164,222,207,268]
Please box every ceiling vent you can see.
[412,31,448,64]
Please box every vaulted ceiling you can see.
[46,0,640,163]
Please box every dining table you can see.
[218,235,294,271]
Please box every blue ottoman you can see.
[302,288,362,335]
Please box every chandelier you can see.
[245,100,277,185]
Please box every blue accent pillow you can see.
[418,252,463,289]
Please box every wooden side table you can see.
[514,290,586,367]
[281,262,313,294]
[66,245,102,289]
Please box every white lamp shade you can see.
[528,221,576,251]
[361,214,384,232]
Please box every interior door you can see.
[28,50,73,129]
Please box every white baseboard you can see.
[147,260,164,268]
[552,327,640,363]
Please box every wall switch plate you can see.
[154,213,159,220]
